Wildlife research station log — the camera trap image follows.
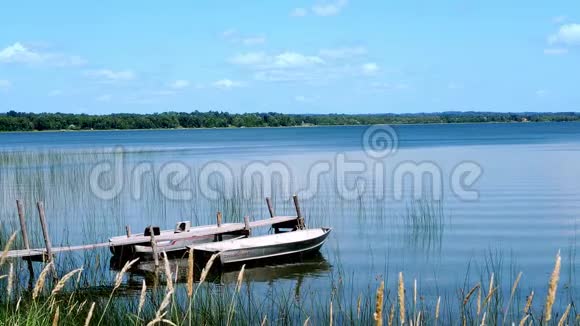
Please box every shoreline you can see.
[1,120,578,134]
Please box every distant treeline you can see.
[1,110,579,132]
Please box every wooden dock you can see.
[4,215,300,259]
[3,195,306,263]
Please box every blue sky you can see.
[0,1,579,114]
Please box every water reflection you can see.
[112,251,331,286]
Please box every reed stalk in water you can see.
[138,279,147,318]
[33,262,54,300]
[388,303,395,326]
[557,303,571,326]
[99,257,139,326]
[84,302,95,326]
[51,268,83,296]
[503,271,522,325]
[227,264,245,326]
[52,306,60,326]
[374,281,384,326]
[0,232,17,267]
[162,252,174,291]
[543,251,561,322]
[523,290,534,315]
[398,272,405,325]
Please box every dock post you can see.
[243,216,251,236]
[36,201,57,278]
[149,226,159,268]
[216,211,223,241]
[16,200,35,287]
[125,225,131,238]
[266,197,275,217]
[266,197,279,233]
[293,195,305,230]
[217,211,222,227]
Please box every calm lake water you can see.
[0,123,578,314]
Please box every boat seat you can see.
[144,226,160,236]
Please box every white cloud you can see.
[548,23,580,45]
[56,55,86,67]
[0,43,43,63]
[447,82,463,90]
[242,37,266,46]
[212,79,243,89]
[312,0,348,16]
[170,79,190,89]
[221,29,237,38]
[319,46,367,59]
[553,16,567,24]
[230,51,324,69]
[254,70,313,82]
[96,94,112,102]
[295,95,316,102]
[229,52,268,65]
[85,69,136,81]
[290,8,308,17]
[273,52,324,67]
[370,82,409,92]
[0,79,11,90]
[48,89,64,96]
[230,50,383,84]
[361,62,379,75]
[536,89,548,97]
[152,90,176,96]
[221,30,266,46]
[544,48,569,55]
[0,42,85,66]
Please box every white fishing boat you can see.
[191,227,332,266]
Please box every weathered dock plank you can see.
[5,215,299,259]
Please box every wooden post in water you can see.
[36,201,57,278]
[293,195,305,230]
[244,216,251,236]
[16,200,35,286]
[266,197,279,233]
[266,197,275,217]
[125,225,131,238]
[216,211,223,241]
[149,226,159,268]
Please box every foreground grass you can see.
[0,246,577,325]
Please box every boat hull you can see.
[193,228,331,267]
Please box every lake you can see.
[0,122,578,321]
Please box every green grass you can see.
[0,251,577,325]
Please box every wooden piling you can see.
[149,226,159,268]
[36,201,57,277]
[244,216,251,236]
[217,211,222,227]
[216,211,223,241]
[266,197,275,217]
[16,200,35,286]
[125,225,131,238]
[293,195,305,230]
[266,197,279,233]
